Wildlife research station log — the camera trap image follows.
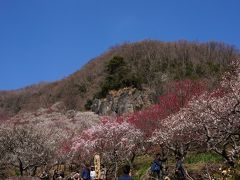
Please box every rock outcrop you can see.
[91,87,153,116]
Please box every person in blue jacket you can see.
[118,165,133,180]
[150,153,163,180]
[81,163,91,180]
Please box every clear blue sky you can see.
[0,0,239,90]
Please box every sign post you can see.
[94,154,101,179]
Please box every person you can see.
[118,165,133,180]
[175,157,186,180]
[150,153,163,180]
[72,170,81,180]
[67,175,74,180]
[40,170,50,180]
[82,163,91,180]
[163,177,170,180]
[58,171,64,179]
[53,169,59,180]
[56,175,63,180]
[90,166,96,180]
[100,164,107,180]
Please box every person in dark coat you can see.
[118,165,133,180]
[175,157,186,180]
[53,170,59,180]
[82,163,91,180]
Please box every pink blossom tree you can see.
[71,118,144,178]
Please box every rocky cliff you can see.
[91,87,153,116]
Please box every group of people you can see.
[39,169,64,179]
[39,165,104,180]
[67,163,106,180]
[39,154,185,180]
[149,153,186,180]
[67,164,133,180]
[39,164,132,180]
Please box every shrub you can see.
[84,99,93,110]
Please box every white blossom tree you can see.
[151,59,240,166]
[0,125,55,176]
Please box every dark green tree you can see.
[97,56,142,98]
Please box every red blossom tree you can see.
[123,79,205,139]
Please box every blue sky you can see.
[0,0,239,90]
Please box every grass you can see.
[132,155,152,180]
[131,152,226,180]
[185,152,223,164]
[132,164,150,180]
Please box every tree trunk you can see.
[18,158,23,176]
[130,153,136,164]
[114,161,118,180]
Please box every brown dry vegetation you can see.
[0,40,239,117]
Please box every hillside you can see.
[0,40,239,117]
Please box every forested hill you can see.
[0,40,239,117]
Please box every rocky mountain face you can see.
[91,87,153,116]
